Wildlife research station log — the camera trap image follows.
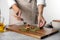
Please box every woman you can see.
[7,0,46,28]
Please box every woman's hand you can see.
[12,4,22,21]
[37,5,46,28]
[37,15,46,28]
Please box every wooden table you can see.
[6,25,58,39]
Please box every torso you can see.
[15,0,38,24]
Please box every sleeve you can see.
[6,0,16,8]
[37,0,46,6]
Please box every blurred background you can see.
[0,0,9,25]
[0,0,60,25]
[0,0,60,40]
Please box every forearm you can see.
[37,5,44,16]
[11,4,19,11]
[37,5,46,27]
[11,4,22,19]
[11,4,21,13]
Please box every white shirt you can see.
[7,0,45,8]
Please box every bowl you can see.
[52,20,60,30]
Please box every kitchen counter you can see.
[42,30,60,40]
[0,30,60,40]
[0,31,40,40]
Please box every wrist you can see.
[11,4,20,13]
[38,13,43,17]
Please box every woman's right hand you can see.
[12,4,23,21]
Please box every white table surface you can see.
[0,30,60,40]
[0,31,40,40]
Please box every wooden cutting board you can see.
[6,25,58,39]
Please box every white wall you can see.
[0,0,60,25]
[43,0,60,23]
[0,0,9,25]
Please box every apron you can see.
[9,0,38,25]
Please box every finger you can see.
[37,20,40,27]
[16,11,19,16]
[43,21,46,26]
[39,22,43,27]
[39,19,44,27]
[13,13,18,18]
[17,12,20,17]
[17,10,21,17]
[13,10,23,21]
[37,18,41,27]
[40,20,46,27]
[16,16,23,21]
[16,11,23,21]
[13,11,19,18]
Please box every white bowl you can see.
[52,20,60,30]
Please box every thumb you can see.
[18,10,21,17]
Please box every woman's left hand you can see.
[38,15,46,27]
